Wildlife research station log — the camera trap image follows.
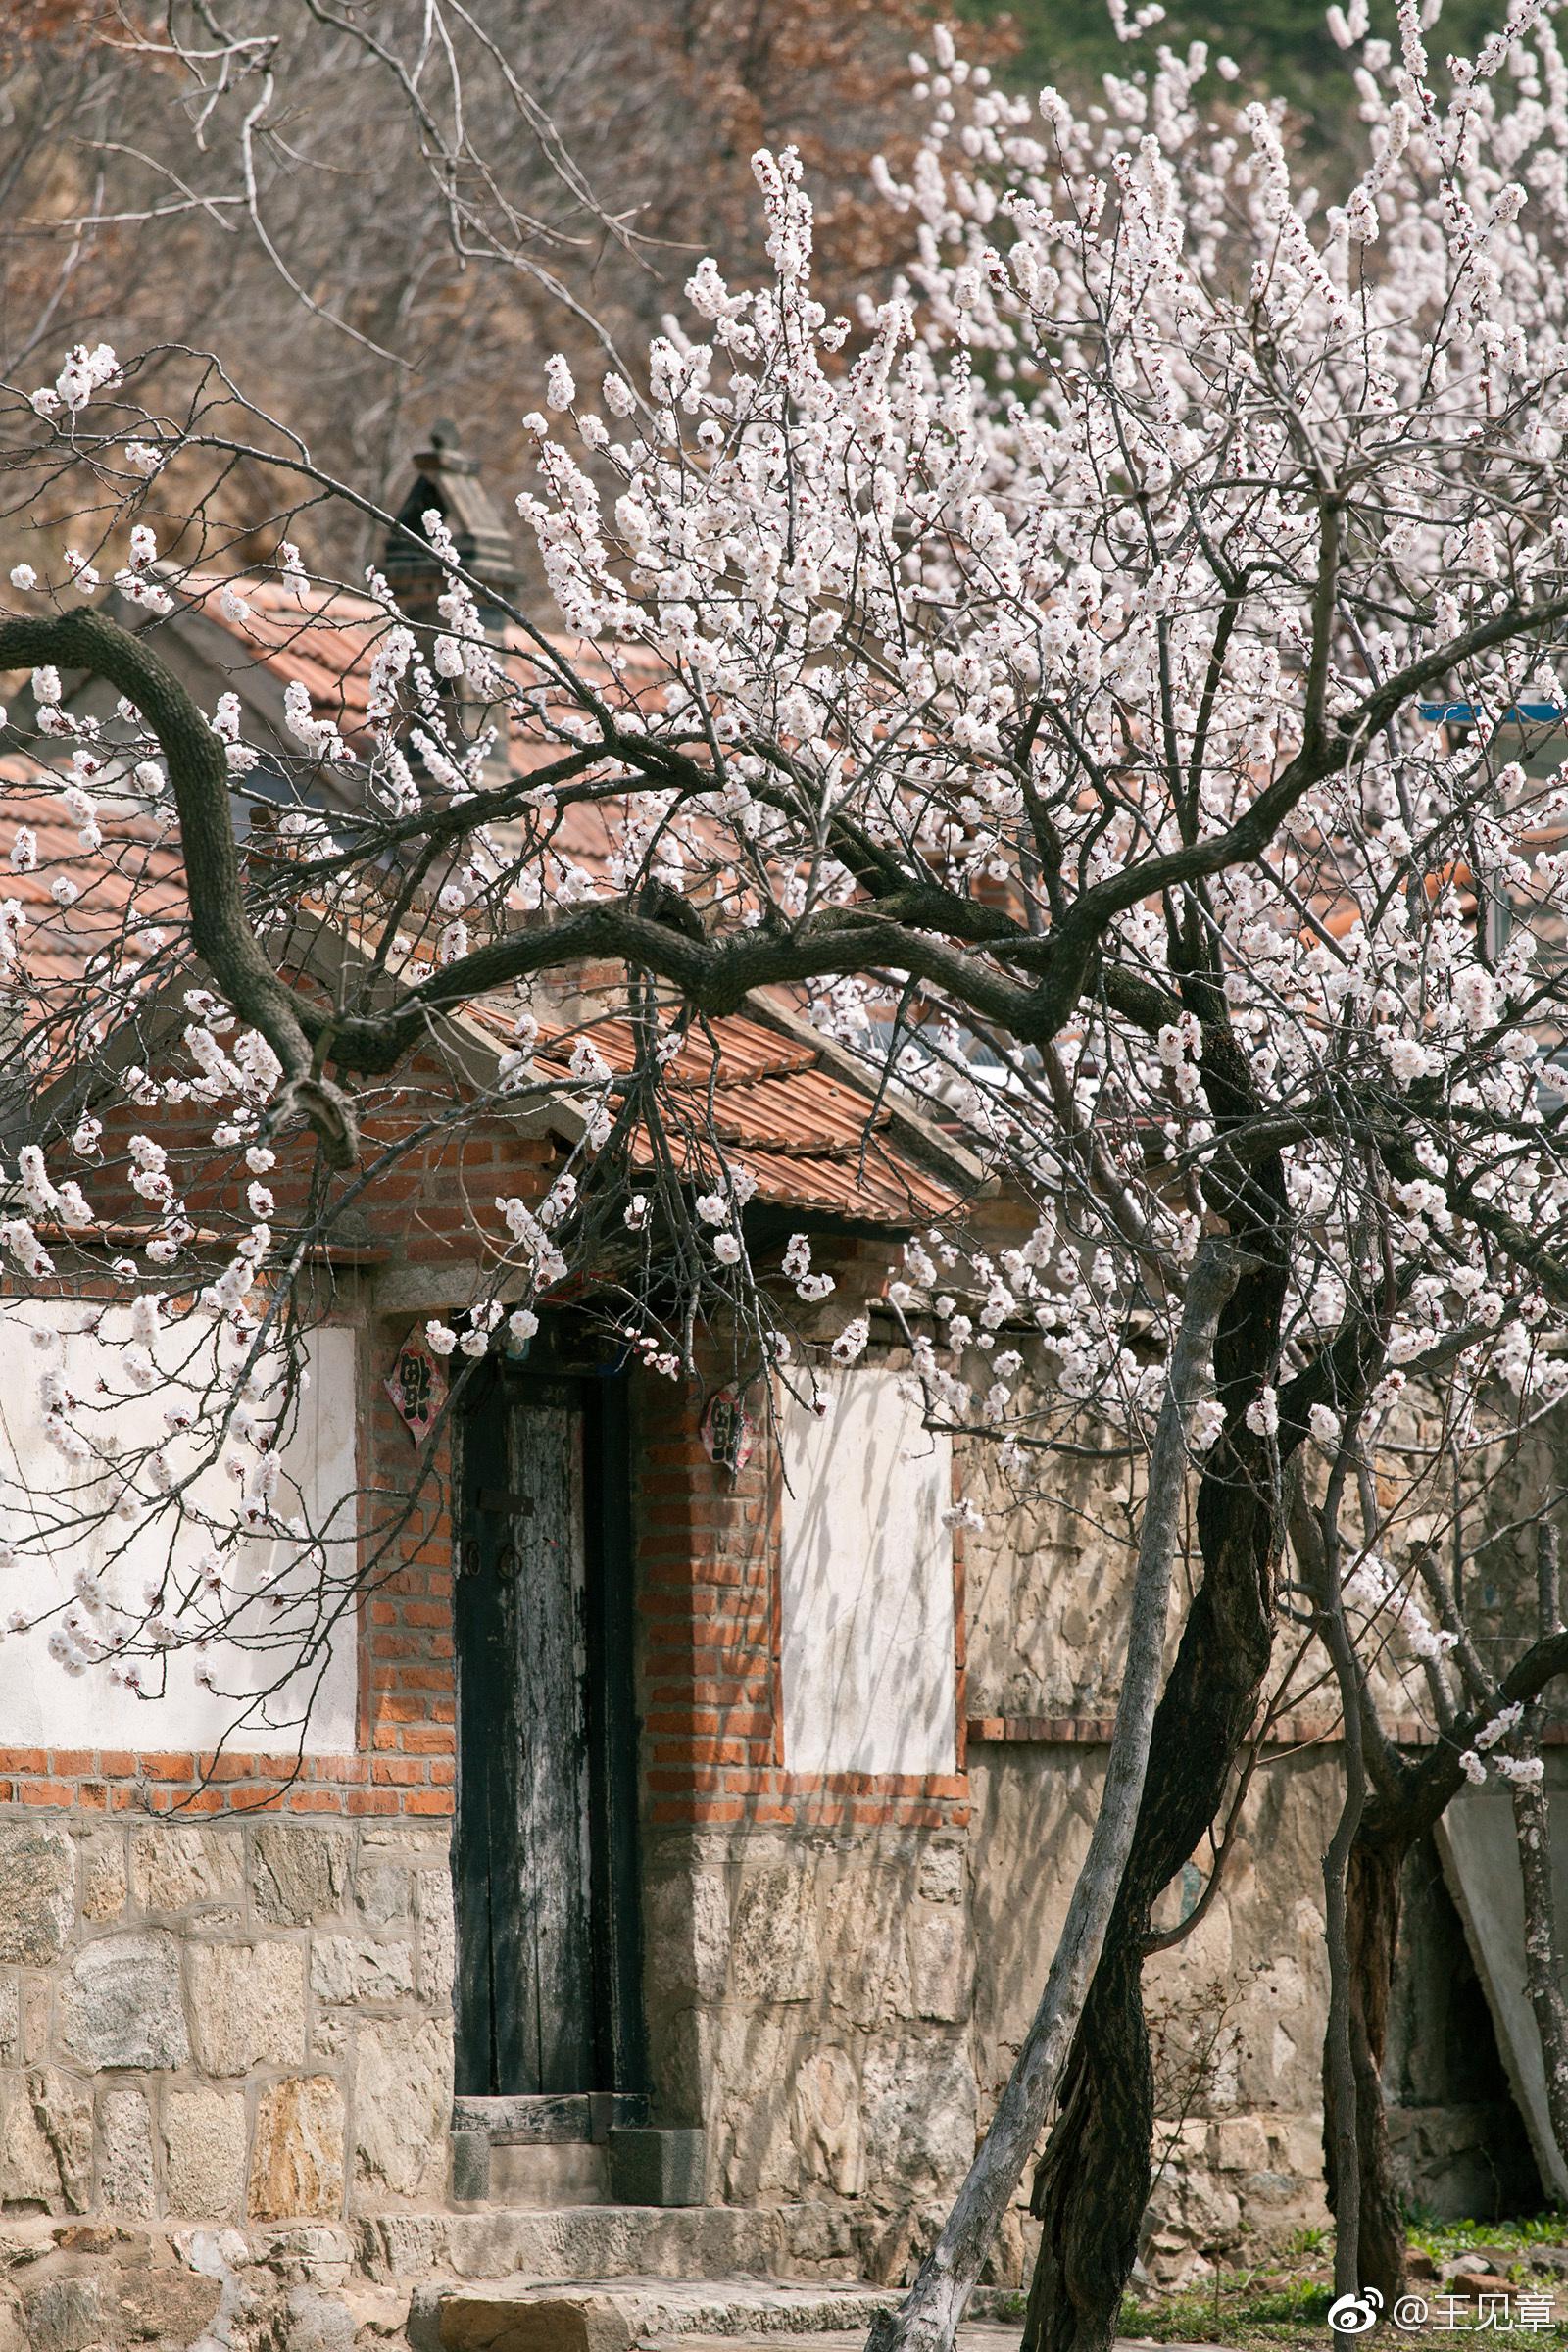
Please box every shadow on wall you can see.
[640,1818,980,2285]
[1385,1831,1542,2222]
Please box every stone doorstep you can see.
[426,2277,901,2349]
[425,2278,1215,2352]
[634,2338,1204,2351]
[637,2335,1027,2352]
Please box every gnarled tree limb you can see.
[0,607,359,1165]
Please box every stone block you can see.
[313,2012,350,2060]
[79,1832,127,1925]
[164,2084,249,2219]
[0,1825,74,1964]
[451,2132,491,2203]
[250,2077,346,2220]
[354,1863,412,1926]
[252,1824,350,1925]
[416,1869,456,2006]
[364,2213,453,2281]
[1213,2116,1271,2174]
[20,1972,50,2064]
[823,1872,911,2027]
[129,1823,242,1913]
[249,2222,355,2283]
[731,1865,818,2002]
[707,2012,800,2202]
[354,2017,451,2200]
[18,2272,104,2352]
[0,2070,90,2210]
[916,1843,965,1906]
[643,1869,730,2004]
[310,1934,415,2006]
[113,2267,224,2345]
[439,2292,635,2352]
[1182,2173,1243,2240]
[276,2284,356,2352]
[0,1977,19,2065]
[61,1932,189,2071]
[357,1825,448,1858]
[98,2085,156,2218]
[908,1910,970,2023]
[861,2035,977,2199]
[188,1939,308,2076]
[792,2048,864,2196]
[607,2128,706,2208]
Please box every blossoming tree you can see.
[5,1,1568,2344]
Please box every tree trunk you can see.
[1022,1937,1153,2352]
[864,1243,1241,2352]
[1510,1766,1568,2163]
[1324,1835,1406,2310]
[1020,1380,1283,2341]
[1315,1458,1371,2306]
[1511,1525,1568,2165]
[1020,1079,1291,2352]
[1326,1596,1568,2302]
[1019,1557,1277,2352]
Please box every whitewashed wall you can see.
[778,1365,956,1776]
[0,1308,359,1751]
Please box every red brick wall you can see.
[635,1365,969,1839]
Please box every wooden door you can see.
[454,1364,643,2098]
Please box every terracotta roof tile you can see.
[524,1011,962,1226]
[170,574,626,872]
[0,760,187,992]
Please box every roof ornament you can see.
[383,419,518,629]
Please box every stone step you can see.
[651,2341,1208,2352]
[418,2275,900,2349]
[413,2274,1209,2351]
[641,2335,1027,2352]
[363,2203,864,2289]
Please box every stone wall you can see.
[965,1731,1545,2283]
[968,1740,1336,2281]
[956,1390,1560,2283]
[642,1822,977,2280]
[0,1813,454,2227]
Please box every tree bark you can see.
[1324,1837,1407,2311]
[1512,1761,1568,2165]
[0,608,360,1165]
[1511,1526,1568,2165]
[1328,1611,1568,2298]
[1314,1447,1371,2306]
[864,1241,1242,2352]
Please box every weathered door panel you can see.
[454,1364,641,2099]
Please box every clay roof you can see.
[524,1010,966,1225]
[0,755,966,1230]
[0,761,187,993]
[183,575,390,734]
[140,573,625,877]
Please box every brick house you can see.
[0,458,994,2297]
[0,441,1548,2334]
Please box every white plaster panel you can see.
[778,1367,956,1776]
[0,1311,359,1752]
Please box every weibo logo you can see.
[1328,2288,1385,2335]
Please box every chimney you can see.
[384,421,518,634]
